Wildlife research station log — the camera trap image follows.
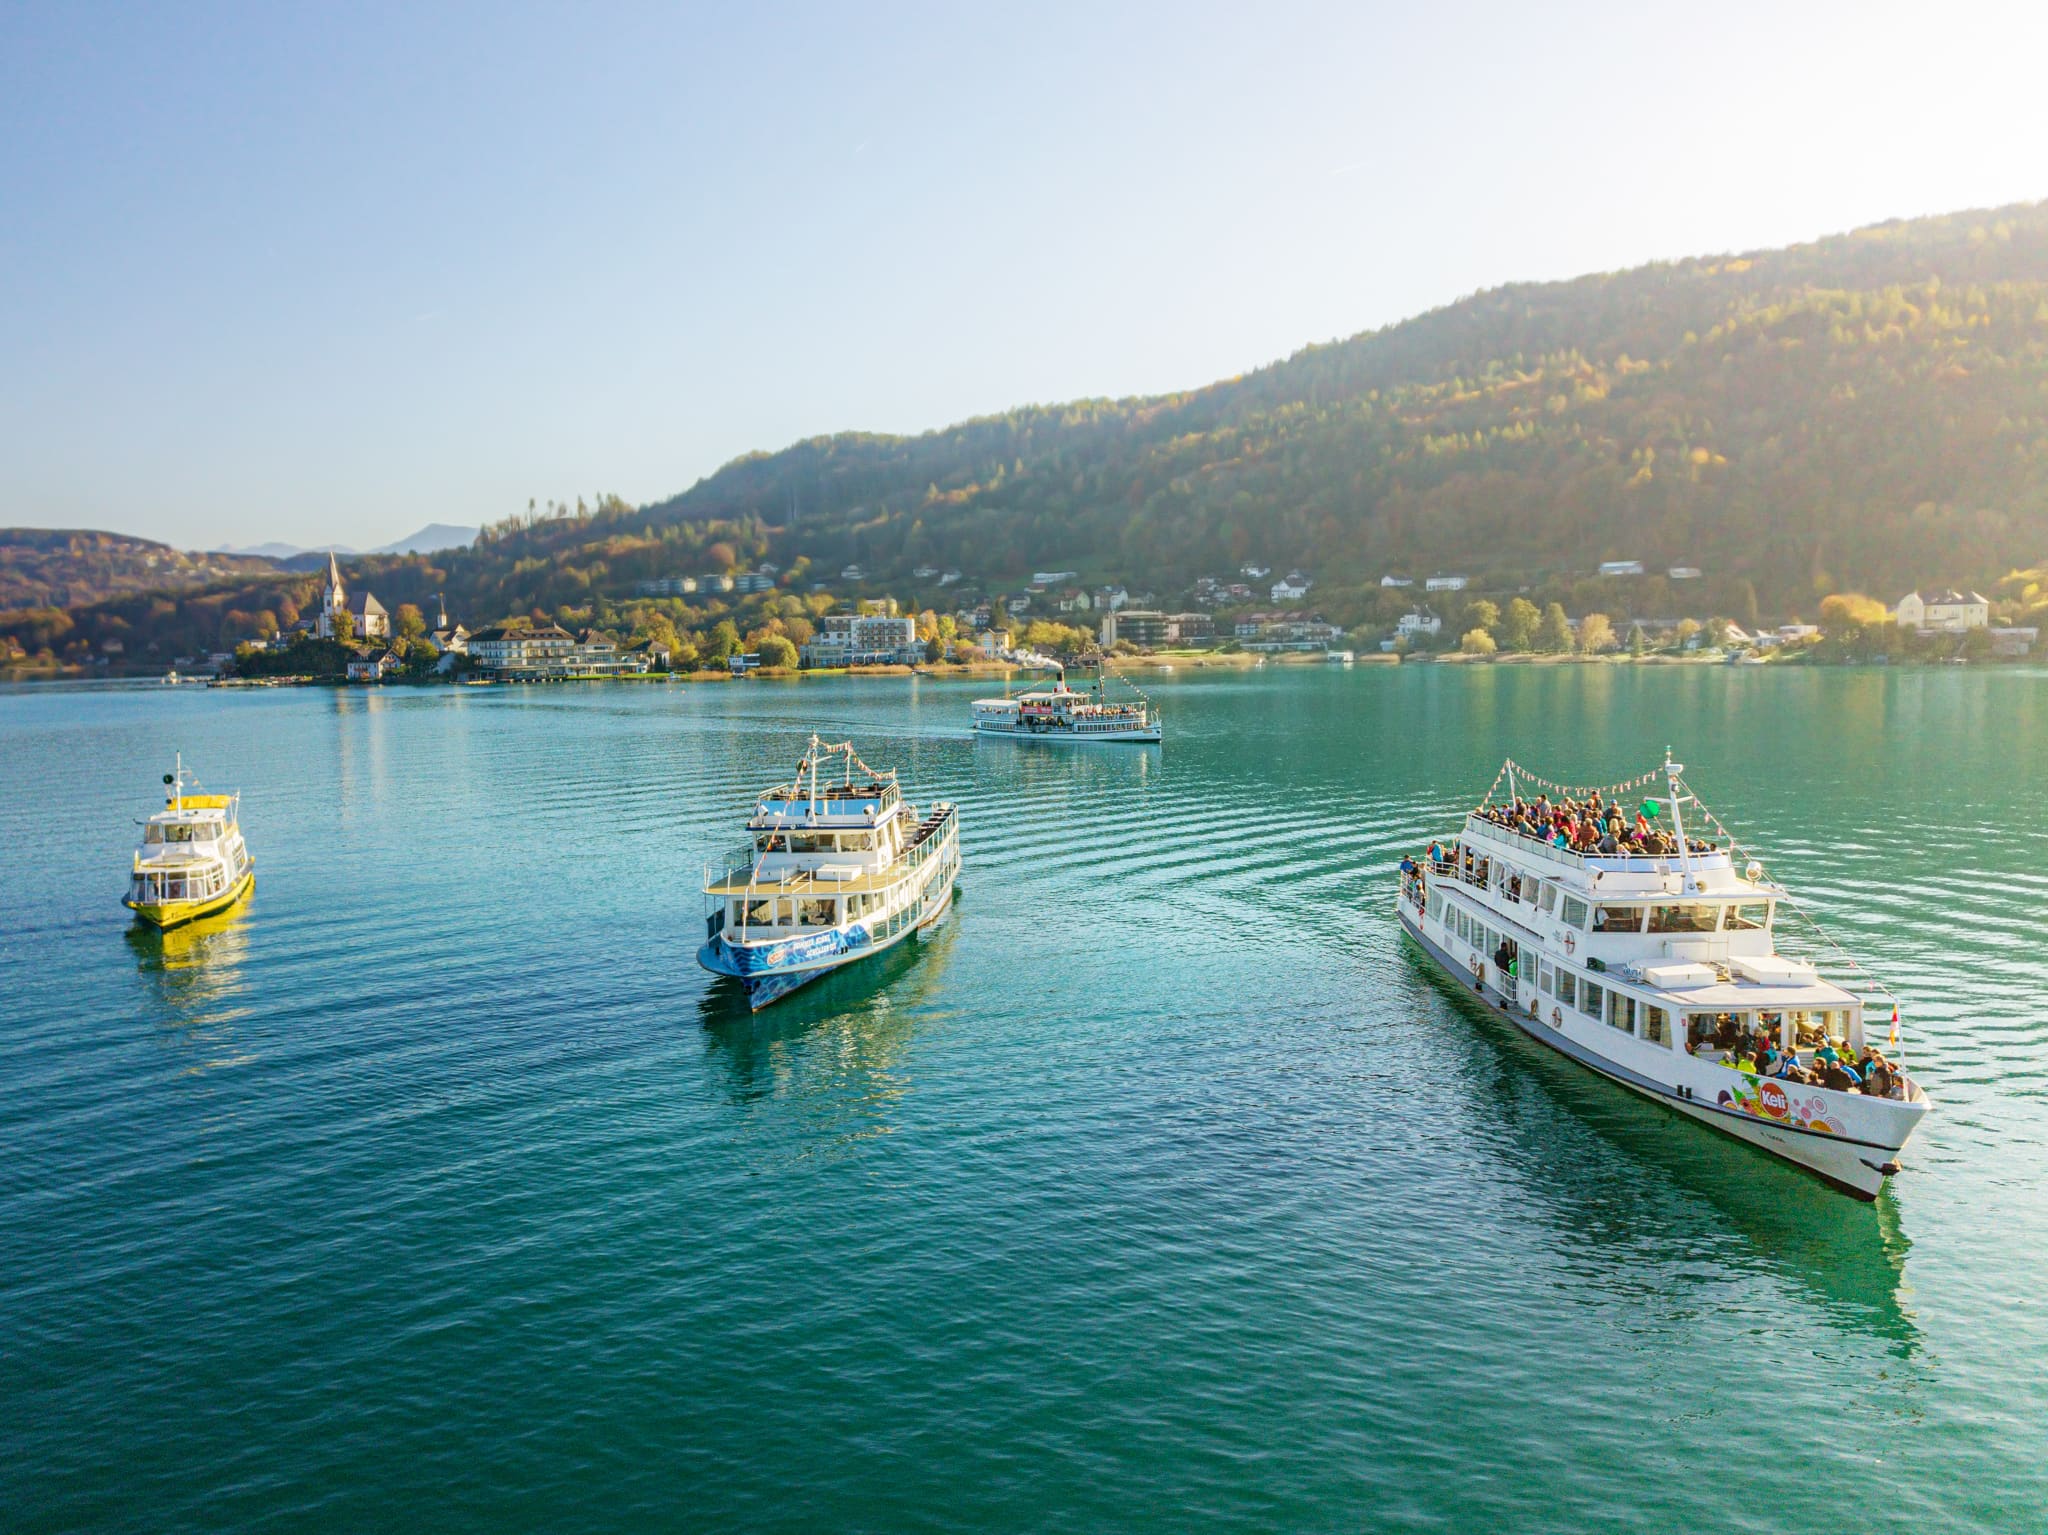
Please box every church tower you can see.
[319,552,347,638]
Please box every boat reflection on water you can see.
[1403,948,1918,1351]
[697,912,959,1133]
[125,898,258,1062]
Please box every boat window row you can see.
[132,866,232,902]
[1438,847,1771,932]
[144,820,229,844]
[755,829,881,854]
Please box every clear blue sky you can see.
[4,1,2045,551]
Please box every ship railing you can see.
[1462,815,1730,873]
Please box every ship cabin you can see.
[130,794,246,905]
[704,775,956,943]
[1417,810,1883,1080]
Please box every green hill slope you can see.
[636,201,2048,612]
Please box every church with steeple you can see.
[316,552,389,640]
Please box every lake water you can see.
[3,666,2044,1533]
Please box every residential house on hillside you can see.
[1895,588,1989,631]
[840,564,866,582]
[1599,560,1646,577]
[1033,570,1078,586]
[1426,573,1469,592]
[1396,610,1441,640]
[732,571,774,593]
[634,576,699,596]
[1380,574,1415,588]
[1668,566,1703,580]
[1271,572,1312,602]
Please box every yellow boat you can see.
[124,756,256,930]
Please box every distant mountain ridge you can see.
[217,523,478,560]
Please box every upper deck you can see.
[1458,813,1759,897]
[750,781,902,830]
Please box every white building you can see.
[1668,566,1703,580]
[1380,575,1414,588]
[1271,573,1312,602]
[1396,610,1441,639]
[468,624,578,677]
[1425,574,1469,592]
[1895,588,1989,632]
[1032,570,1078,586]
[800,613,920,667]
[1599,560,1646,577]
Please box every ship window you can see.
[1643,1006,1669,1045]
[729,901,746,925]
[1647,904,1718,933]
[1559,896,1589,928]
[1555,971,1578,1009]
[1536,883,1557,915]
[1593,904,1643,933]
[145,825,164,842]
[1538,961,1554,995]
[798,898,836,927]
[1581,980,1605,1020]
[1726,901,1771,930]
[1608,992,1636,1032]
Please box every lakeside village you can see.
[92,551,2045,686]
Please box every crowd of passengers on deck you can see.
[1687,1011,1909,1099]
[1473,793,1714,858]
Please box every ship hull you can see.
[699,872,957,1012]
[1398,903,1905,1200]
[971,721,1160,744]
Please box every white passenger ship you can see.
[1397,754,1929,1199]
[697,736,961,1010]
[970,669,1160,743]
[124,756,255,930]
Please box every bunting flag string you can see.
[1489,758,1668,803]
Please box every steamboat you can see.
[697,736,961,1009]
[124,756,255,930]
[969,667,1160,743]
[1396,754,1928,1199]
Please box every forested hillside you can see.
[10,201,2048,666]
[632,200,2048,611]
[0,530,278,610]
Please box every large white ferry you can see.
[1397,754,1929,1199]
[124,756,255,930]
[697,736,961,1010]
[970,669,1160,743]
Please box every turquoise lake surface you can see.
[2,666,2044,1532]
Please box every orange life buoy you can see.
[1563,933,1576,954]
[1551,1007,1562,1027]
